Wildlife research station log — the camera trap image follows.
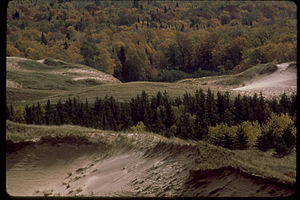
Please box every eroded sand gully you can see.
[6,140,295,197]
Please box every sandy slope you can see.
[232,62,297,96]
[6,137,295,197]
[7,56,121,84]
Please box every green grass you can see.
[217,63,278,86]
[6,120,98,142]
[18,60,63,71]
[5,57,287,106]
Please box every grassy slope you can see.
[6,120,296,184]
[6,57,283,106]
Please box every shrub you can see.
[257,113,296,155]
[206,123,237,150]
[236,121,262,149]
[130,121,146,132]
[282,126,296,148]
[236,125,248,150]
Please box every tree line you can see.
[6,90,296,156]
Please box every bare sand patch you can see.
[6,137,295,197]
[6,80,22,88]
[66,69,121,83]
[6,57,30,72]
[232,62,297,97]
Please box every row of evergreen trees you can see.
[7,89,296,140]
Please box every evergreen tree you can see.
[34,102,43,124]
[63,98,73,124]
[177,112,195,139]
[55,100,64,125]
[12,10,20,20]
[279,92,289,114]
[93,97,105,129]
[233,94,243,124]
[120,102,133,130]
[6,104,15,121]
[204,88,218,126]
[240,95,251,122]
[24,104,33,124]
[44,100,53,125]
[268,97,279,114]
[41,32,47,45]
[118,46,126,80]
[289,93,296,117]
[236,125,248,150]
[282,126,295,148]
[257,92,268,124]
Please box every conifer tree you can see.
[45,100,53,125]
[41,32,47,45]
[279,92,289,114]
[34,102,43,124]
[233,94,243,124]
[204,88,218,126]
[24,104,33,124]
[55,100,64,125]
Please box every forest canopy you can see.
[7,0,297,82]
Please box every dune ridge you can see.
[6,132,295,197]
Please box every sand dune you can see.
[6,136,295,197]
[232,62,297,96]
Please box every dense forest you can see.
[7,0,297,82]
[6,90,296,156]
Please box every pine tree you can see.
[12,11,20,20]
[257,92,267,124]
[41,32,47,45]
[34,102,43,124]
[236,125,248,150]
[233,94,243,124]
[55,100,64,125]
[279,92,289,114]
[120,102,133,130]
[93,97,105,129]
[64,98,73,124]
[6,104,15,121]
[45,100,53,125]
[204,88,218,126]
[24,104,33,124]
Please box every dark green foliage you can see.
[275,143,291,158]
[282,126,296,148]
[24,105,33,124]
[236,126,248,150]
[12,10,20,20]
[7,89,295,156]
[80,41,99,68]
[41,32,47,45]
[6,104,15,121]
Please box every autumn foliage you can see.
[7,0,297,82]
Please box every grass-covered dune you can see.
[6,121,295,197]
[7,57,296,106]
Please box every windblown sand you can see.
[6,138,295,197]
[232,62,297,97]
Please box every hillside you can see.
[6,57,297,106]
[6,121,296,197]
[7,1,297,82]
[6,57,121,105]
